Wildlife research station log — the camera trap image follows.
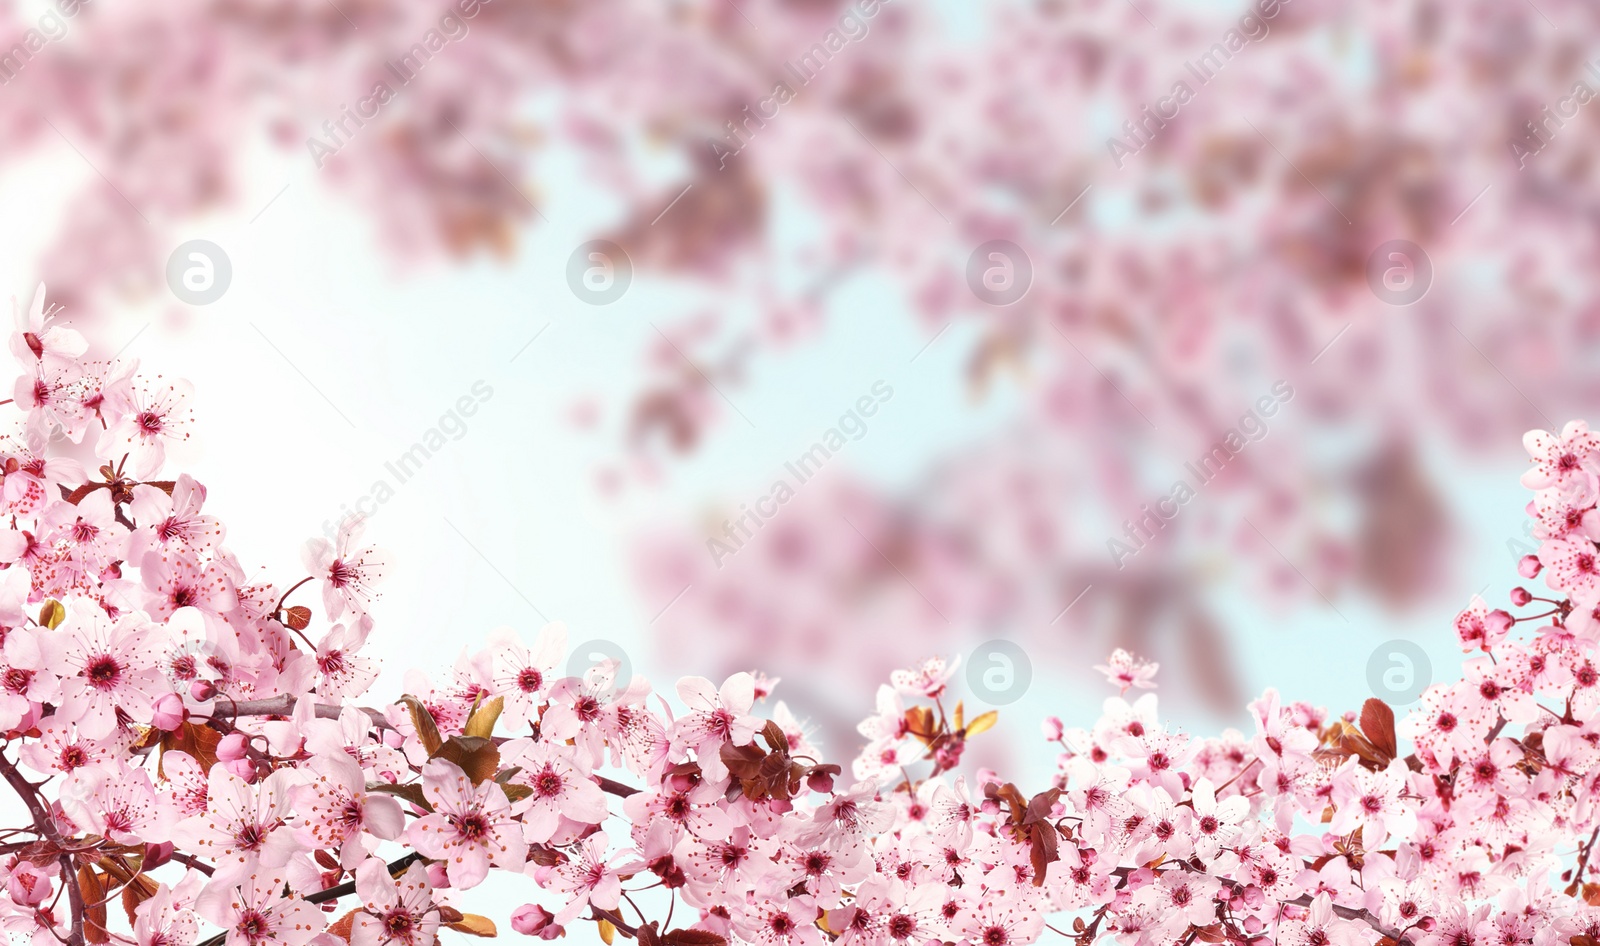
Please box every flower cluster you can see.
[4,287,1600,946]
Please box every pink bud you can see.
[151,693,185,731]
[8,862,51,905]
[223,758,255,781]
[190,680,217,702]
[1510,586,1533,607]
[510,905,556,937]
[216,732,249,762]
[1243,916,1264,935]
[1520,554,1543,579]
[806,769,835,794]
[1041,716,1064,741]
[425,863,450,889]
[1418,918,1436,932]
[1487,610,1514,635]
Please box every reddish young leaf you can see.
[1360,698,1398,765]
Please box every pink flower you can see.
[129,474,225,562]
[97,374,195,479]
[9,285,85,374]
[1093,648,1160,692]
[302,516,388,621]
[291,753,405,868]
[141,551,239,620]
[889,657,959,699]
[6,861,53,906]
[61,761,174,845]
[351,859,440,946]
[1540,536,1600,605]
[954,896,1045,946]
[171,768,300,870]
[742,892,822,946]
[133,883,200,946]
[485,622,567,730]
[405,759,527,888]
[503,739,608,842]
[544,830,625,924]
[45,606,161,739]
[1276,894,1366,946]
[669,672,761,784]
[313,620,379,700]
[0,627,60,732]
[195,868,324,946]
[18,714,121,775]
[1329,759,1415,848]
[1522,421,1600,491]
[1452,596,1512,652]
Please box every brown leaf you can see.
[433,736,500,784]
[1584,883,1600,906]
[398,696,444,756]
[78,867,109,944]
[1360,698,1398,765]
[366,782,432,813]
[597,919,616,945]
[446,914,497,937]
[119,873,160,926]
[160,721,222,777]
[284,606,312,631]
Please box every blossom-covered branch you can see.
[0,284,1597,946]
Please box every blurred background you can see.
[0,0,1587,797]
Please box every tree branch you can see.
[1286,895,1403,942]
[0,751,84,946]
[208,694,392,731]
[597,776,640,798]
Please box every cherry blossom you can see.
[405,759,526,889]
[351,860,439,946]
